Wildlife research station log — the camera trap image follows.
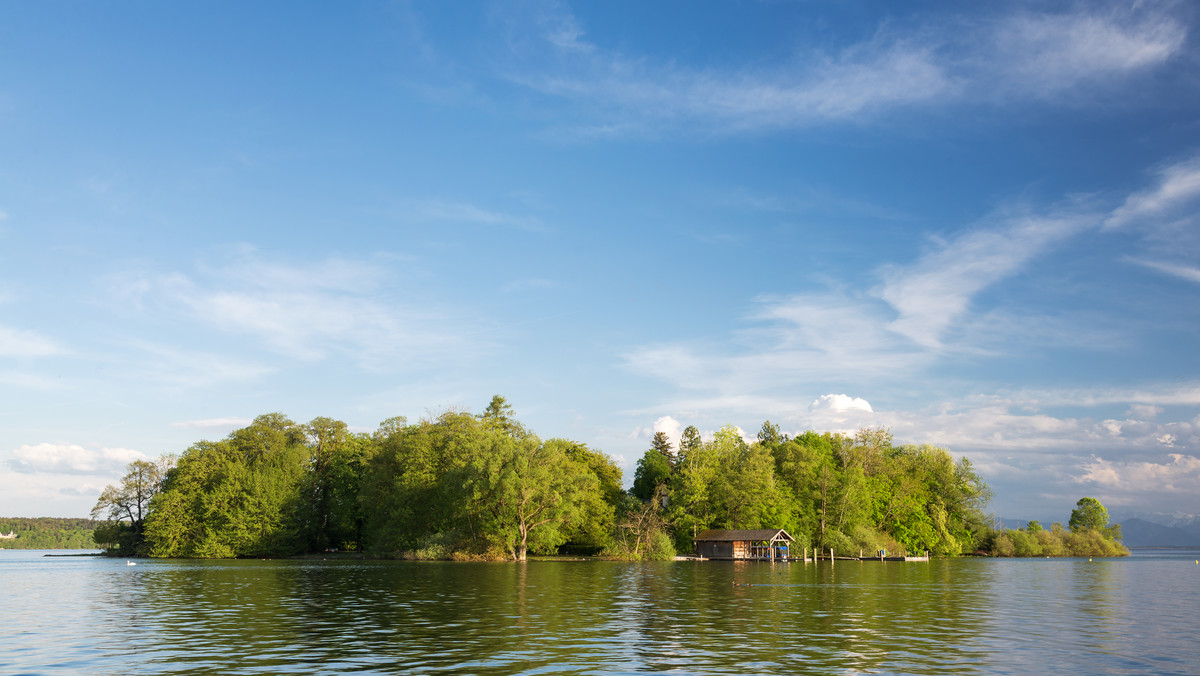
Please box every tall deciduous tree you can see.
[466,436,600,561]
[92,457,172,556]
[1069,497,1110,532]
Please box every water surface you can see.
[2,549,1197,675]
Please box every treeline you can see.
[92,396,996,560]
[633,423,991,557]
[982,497,1129,557]
[0,517,103,549]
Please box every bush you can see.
[645,530,677,560]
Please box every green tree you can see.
[651,431,677,467]
[679,425,702,464]
[466,436,601,561]
[481,394,530,439]
[92,457,172,556]
[1069,497,1110,532]
[144,414,310,558]
[631,449,673,502]
[757,420,783,449]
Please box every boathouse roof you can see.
[694,529,794,543]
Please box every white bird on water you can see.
[126,561,136,566]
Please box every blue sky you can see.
[2,1,1199,522]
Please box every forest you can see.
[0,517,103,549]
[89,396,1118,560]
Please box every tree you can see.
[631,450,673,502]
[757,420,783,448]
[1069,497,1109,532]
[467,436,601,561]
[91,457,172,556]
[651,431,676,467]
[679,425,702,464]
[481,394,529,439]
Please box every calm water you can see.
[1,549,1197,675]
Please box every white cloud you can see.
[501,4,1185,136]
[1107,155,1200,229]
[653,415,682,450]
[0,326,62,357]
[1128,258,1200,284]
[510,19,951,133]
[811,394,873,413]
[1126,404,1163,420]
[875,211,1091,348]
[988,9,1185,98]
[8,442,147,475]
[105,251,490,370]
[1079,453,1200,495]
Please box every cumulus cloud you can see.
[811,394,873,413]
[8,443,147,475]
[1078,453,1200,495]
[630,415,683,448]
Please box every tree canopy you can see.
[99,402,1001,560]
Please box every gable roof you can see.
[694,529,794,543]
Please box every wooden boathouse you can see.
[694,529,795,560]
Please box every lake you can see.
[2,549,1197,675]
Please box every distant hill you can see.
[1118,518,1200,548]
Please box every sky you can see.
[2,0,1199,523]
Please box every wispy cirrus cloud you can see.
[104,250,491,371]
[874,210,1093,349]
[497,2,1186,136]
[400,198,549,233]
[624,200,1096,403]
[1106,155,1200,230]
[986,8,1186,98]
[0,326,63,358]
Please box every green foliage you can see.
[1069,497,1109,532]
[651,431,677,467]
[605,496,675,560]
[145,414,313,558]
[123,400,998,562]
[631,449,673,501]
[91,457,172,556]
[0,517,103,549]
[983,498,1128,557]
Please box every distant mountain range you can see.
[999,512,1200,548]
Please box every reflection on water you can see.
[2,549,1197,675]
